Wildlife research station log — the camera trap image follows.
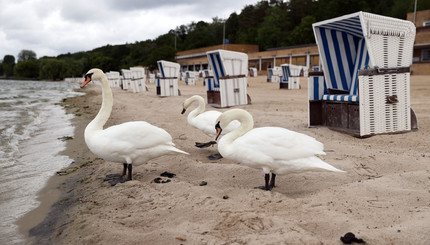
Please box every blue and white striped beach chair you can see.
[308,11,417,137]
[266,67,282,83]
[156,60,180,96]
[249,67,257,77]
[280,64,302,89]
[206,49,249,108]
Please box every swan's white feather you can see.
[183,95,239,137]
[82,68,188,170]
[217,109,344,175]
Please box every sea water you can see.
[0,79,83,244]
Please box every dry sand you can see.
[19,75,430,244]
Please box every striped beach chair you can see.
[280,64,302,89]
[249,67,257,77]
[203,69,214,89]
[308,11,417,137]
[185,71,198,85]
[206,49,250,108]
[266,67,282,83]
[156,60,180,96]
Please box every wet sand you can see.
[19,75,430,244]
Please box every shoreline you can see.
[17,88,96,244]
[19,76,430,244]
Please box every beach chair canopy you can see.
[281,64,302,82]
[157,60,180,78]
[130,67,145,79]
[313,11,415,95]
[207,49,248,81]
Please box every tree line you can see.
[1,0,428,80]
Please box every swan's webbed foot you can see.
[254,173,276,191]
[104,174,128,186]
[195,141,217,148]
[104,163,132,186]
[208,153,223,160]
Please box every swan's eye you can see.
[85,72,94,80]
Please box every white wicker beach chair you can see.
[280,64,302,89]
[266,67,282,83]
[185,71,198,85]
[120,69,133,91]
[156,60,180,96]
[206,49,250,108]
[108,71,121,88]
[308,11,417,137]
[130,67,147,93]
[249,67,258,77]
[148,73,155,83]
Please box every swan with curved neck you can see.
[181,95,239,159]
[215,108,344,190]
[81,68,188,185]
[181,95,239,138]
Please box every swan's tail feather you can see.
[170,147,189,155]
[310,157,345,173]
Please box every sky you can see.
[0,0,258,60]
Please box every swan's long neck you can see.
[87,76,113,131]
[187,96,205,122]
[220,110,254,145]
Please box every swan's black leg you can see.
[127,164,132,180]
[122,163,127,176]
[269,173,276,190]
[264,173,270,190]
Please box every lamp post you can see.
[223,20,226,49]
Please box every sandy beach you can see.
[19,75,430,244]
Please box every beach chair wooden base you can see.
[309,100,418,137]
[207,91,251,108]
[207,91,221,106]
[279,82,289,89]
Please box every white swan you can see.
[181,95,239,159]
[81,68,188,184]
[182,94,240,137]
[215,108,344,190]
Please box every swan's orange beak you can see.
[80,73,93,88]
[215,121,222,141]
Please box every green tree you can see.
[39,58,65,80]
[288,15,317,45]
[14,59,39,78]
[2,55,15,78]
[0,59,4,76]
[18,49,37,62]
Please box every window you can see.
[422,49,430,62]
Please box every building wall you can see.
[407,9,430,27]
[407,9,430,75]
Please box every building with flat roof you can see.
[176,10,430,75]
[407,9,430,75]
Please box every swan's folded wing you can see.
[102,121,175,149]
[191,111,221,136]
[234,127,326,161]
